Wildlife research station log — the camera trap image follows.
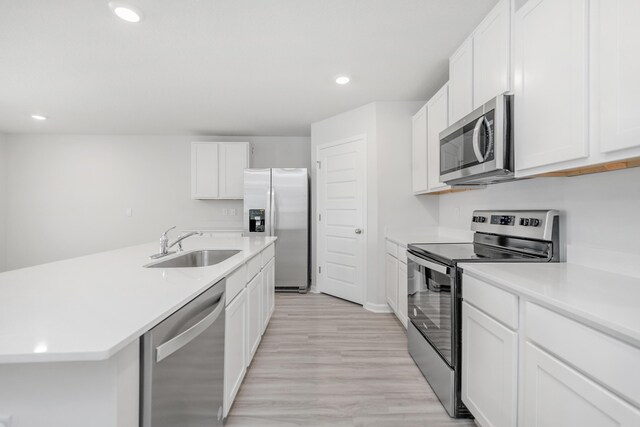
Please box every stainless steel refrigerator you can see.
[243,168,309,292]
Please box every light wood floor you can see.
[226,293,476,427]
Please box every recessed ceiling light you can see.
[31,114,47,121]
[108,2,143,23]
[335,75,351,85]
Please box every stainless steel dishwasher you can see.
[141,278,225,427]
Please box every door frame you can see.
[315,134,368,305]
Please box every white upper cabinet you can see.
[449,37,474,124]
[191,142,250,199]
[473,0,511,109]
[220,143,250,198]
[191,142,220,199]
[449,0,512,123]
[513,0,589,175]
[427,83,451,193]
[411,105,429,194]
[594,0,640,155]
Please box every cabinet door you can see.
[462,302,517,427]
[473,0,511,108]
[191,142,219,199]
[411,105,429,194]
[385,253,398,313]
[262,258,275,334]
[595,0,640,154]
[523,342,640,427]
[427,83,451,193]
[246,273,262,366]
[449,37,474,124]
[397,261,408,329]
[224,289,247,417]
[220,143,249,199]
[514,0,589,175]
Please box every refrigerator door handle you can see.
[271,187,276,236]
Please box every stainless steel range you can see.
[406,210,560,418]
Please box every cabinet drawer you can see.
[246,255,261,282]
[397,246,407,265]
[526,302,640,407]
[386,240,398,258]
[225,264,247,305]
[261,243,275,267]
[463,274,518,330]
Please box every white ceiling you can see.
[0,0,497,136]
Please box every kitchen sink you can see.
[145,250,240,268]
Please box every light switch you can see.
[125,208,133,217]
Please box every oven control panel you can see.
[471,210,559,241]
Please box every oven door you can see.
[407,251,457,367]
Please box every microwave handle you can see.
[472,117,493,163]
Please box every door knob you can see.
[355,228,362,234]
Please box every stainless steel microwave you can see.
[439,93,514,185]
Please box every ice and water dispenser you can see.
[249,209,266,232]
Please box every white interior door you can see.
[317,136,366,305]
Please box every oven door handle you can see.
[407,252,451,276]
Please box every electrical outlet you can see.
[0,415,13,427]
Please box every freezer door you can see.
[244,169,271,236]
[272,168,309,291]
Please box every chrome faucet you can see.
[150,226,203,259]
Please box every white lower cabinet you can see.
[385,252,398,313]
[246,272,262,365]
[462,301,517,427]
[397,261,408,328]
[522,342,640,427]
[224,246,276,418]
[224,288,247,417]
[262,258,275,333]
[462,273,640,426]
[385,239,408,329]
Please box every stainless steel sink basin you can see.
[145,250,240,268]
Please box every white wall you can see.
[0,133,6,272]
[439,167,640,260]
[2,134,309,271]
[311,102,439,309]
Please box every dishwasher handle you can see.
[155,291,225,363]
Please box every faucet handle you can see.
[162,226,177,238]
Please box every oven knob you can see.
[520,218,529,226]
[530,218,540,227]
[473,216,478,223]
[479,216,486,223]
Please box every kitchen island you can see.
[0,236,276,427]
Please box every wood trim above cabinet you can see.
[536,157,640,178]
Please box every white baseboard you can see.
[363,302,393,313]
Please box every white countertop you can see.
[0,236,276,364]
[461,263,640,348]
[385,228,473,247]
